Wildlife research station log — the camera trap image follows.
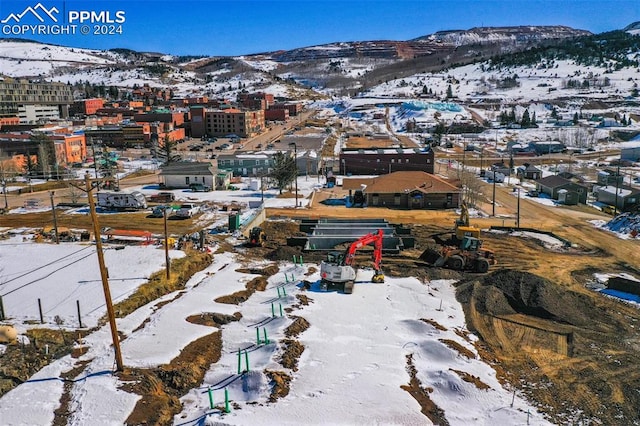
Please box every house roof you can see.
[537,175,585,189]
[343,171,460,194]
[159,161,216,176]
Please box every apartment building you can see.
[0,77,72,118]
[70,98,105,116]
[192,108,265,138]
[17,105,61,123]
[269,102,303,116]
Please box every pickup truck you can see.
[148,192,175,203]
[175,203,199,218]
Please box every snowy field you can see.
[0,237,552,425]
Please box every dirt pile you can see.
[123,331,223,426]
[214,265,278,304]
[455,269,640,424]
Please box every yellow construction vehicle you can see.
[454,201,481,241]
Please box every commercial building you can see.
[339,147,435,175]
[193,108,265,138]
[0,78,72,118]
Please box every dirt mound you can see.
[265,370,292,402]
[235,264,280,277]
[215,276,268,304]
[456,269,624,332]
[401,353,449,426]
[285,316,310,338]
[455,269,640,424]
[123,331,222,425]
[279,339,305,371]
[186,312,242,327]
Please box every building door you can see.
[185,177,190,185]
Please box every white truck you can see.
[97,191,148,210]
[175,203,199,218]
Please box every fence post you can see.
[38,298,44,324]
[263,327,269,344]
[244,350,250,372]
[237,348,241,374]
[208,386,214,409]
[256,327,261,345]
[76,300,83,328]
[271,302,275,318]
[279,303,283,317]
[224,387,230,413]
[0,295,5,321]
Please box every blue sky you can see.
[0,0,638,56]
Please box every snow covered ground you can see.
[0,236,552,426]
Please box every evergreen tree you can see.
[573,112,579,125]
[531,111,537,126]
[508,107,516,124]
[446,85,453,99]
[162,134,177,164]
[521,109,531,127]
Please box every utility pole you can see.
[614,163,621,216]
[289,143,298,208]
[516,187,521,228]
[163,207,171,280]
[85,173,124,372]
[49,191,59,244]
[492,175,496,217]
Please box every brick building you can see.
[339,147,434,175]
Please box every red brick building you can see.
[339,147,435,175]
[265,108,289,121]
[269,102,302,116]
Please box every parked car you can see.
[527,190,539,197]
[175,203,199,218]
[148,192,175,203]
[149,205,173,218]
[189,183,212,192]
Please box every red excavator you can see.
[319,229,385,294]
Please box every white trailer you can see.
[97,191,148,210]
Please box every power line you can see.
[0,246,93,287]
[1,251,95,297]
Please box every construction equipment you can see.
[246,227,267,247]
[319,229,385,294]
[420,236,496,273]
[454,201,481,241]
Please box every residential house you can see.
[342,171,461,209]
[536,175,588,204]
[159,162,219,189]
[594,185,640,212]
[597,169,624,186]
[490,162,511,176]
[216,153,273,177]
[621,147,640,162]
[516,163,542,180]
[339,147,434,175]
[530,141,566,155]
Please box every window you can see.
[394,193,401,206]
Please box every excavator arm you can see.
[342,229,385,283]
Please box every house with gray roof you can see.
[536,175,588,203]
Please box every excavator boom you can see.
[320,229,385,293]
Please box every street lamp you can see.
[289,142,298,208]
